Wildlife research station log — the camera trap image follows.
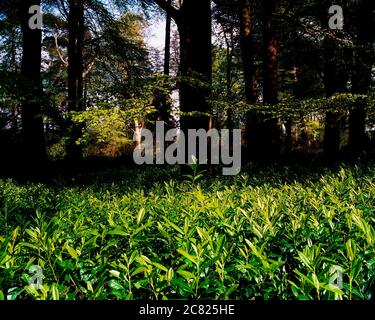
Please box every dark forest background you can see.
[0,0,374,178]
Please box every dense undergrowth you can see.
[0,165,374,300]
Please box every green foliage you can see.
[70,98,156,147]
[88,11,152,99]
[183,156,208,184]
[47,139,68,161]
[0,165,374,300]
[211,93,375,125]
[69,96,158,159]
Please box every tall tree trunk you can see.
[349,46,371,156]
[67,0,84,161]
[10,26,19,135]
[239,0,259,160]
[323,37,339,158]
[178,0,212,134]
[349,0,374,156]
[225,29,234,130]
[19,0,46,168]
[322,37,349,160]
[260,0,280,160]
[153,0,212,166]
[262,2,278,105]
[157,0,173,127]
[223,23,235,152]
[239,0,257,104]
[164,0,171,77]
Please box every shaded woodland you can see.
[0,0,373,176]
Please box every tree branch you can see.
[54,34,69,67]
[153,0,180,22]
[83,60,95,79]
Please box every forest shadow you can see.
[0,151,373,191]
